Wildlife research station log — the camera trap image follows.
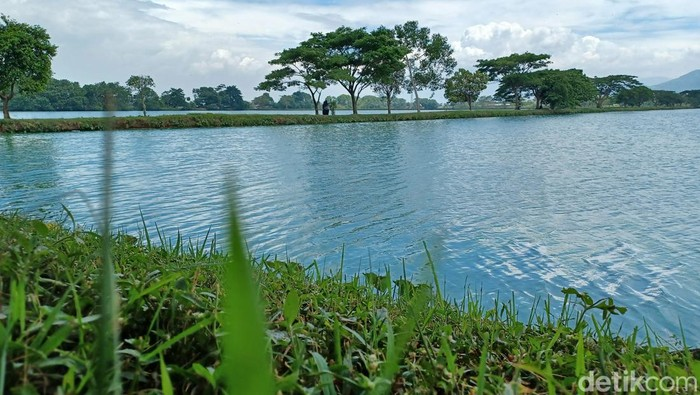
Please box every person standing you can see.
[322,99,330,115]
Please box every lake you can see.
[1,109,699,344]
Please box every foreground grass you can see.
[1,213,698,393]
[0,107,685,133]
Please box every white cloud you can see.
[453,21,700,79]
[2,0,699,100]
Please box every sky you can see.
[4,0,700,101]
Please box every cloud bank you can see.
[4,0,699,99]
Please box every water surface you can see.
[2,109,699,343]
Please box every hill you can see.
[652,69,700,92]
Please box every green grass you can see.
[0,212,698,393]
[0,106,690,133]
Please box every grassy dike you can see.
[0,107,681,134]
[1,212,698,394]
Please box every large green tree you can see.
[476,52,551,110]
[257,37,328,115]
[444,69,489,110]
[217,84,247,110]
[320,26,407,114]
[161,88,189,109]
[591,75,641,108]
[0,15,57,119]
[394,21,456,112]
[126,75,155,116]
[537,69,596,109]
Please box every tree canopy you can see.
[476,52,551,110]
[444,69,488,110]
[256,37,329,114]
[591,75,642,108]
[0,15,58,119]
[126,75,156,116]
[394,21,456,112]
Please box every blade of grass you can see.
[95,94,121,394]
[221,181,274,394]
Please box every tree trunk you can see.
[308,86,320,115]
[141,95,147,116]
[351,94,358,115]
[387,96,392,114]
[405,57,421,113]
[467,99,472,111]
[2,96,11,120]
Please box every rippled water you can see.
[2,110,699,343]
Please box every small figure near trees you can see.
[322,99,330,115]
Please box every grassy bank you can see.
[0,107,683,133]
[1,212,698,394]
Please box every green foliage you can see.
[321,26,408,114]
[591,75,641,108]
[251,92,276,110]
[536,69,597,109]
[394,21,457,112]
[161,88,189,109]
[0,15,58,119]
[681,89,700,107]
[0,214,696,393]
[444,69,489,110]
[653,90,686,107]
[615,85,655,107]
[126,75,156,116]
[256,38,329,114]
[191,85,248,111]
[476,52,551,110]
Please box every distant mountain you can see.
[651,69,700,92]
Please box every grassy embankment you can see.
[1,212,698,393]
[0,107,682,133]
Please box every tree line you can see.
[1,15,699,119]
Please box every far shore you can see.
[0,106,693,134]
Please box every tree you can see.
[251,93,276,109]
[537,69,596,109]
[192,86,220,109]
[681,90,700,107]
[321,26,407,114]
[0,15,58,119]
[257,37,328,115]
[216,84,247,110]
[161,88,189,109]
[372,69,404,114]
[652,90,685,107]
[126,75,155,116]
[84,82,133,110]
[444,69,488,110]
[394,21,456,112]
[615,86,654,107]
[476,52,551,110]
[591,75,641,108]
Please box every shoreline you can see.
[0,106,692,134]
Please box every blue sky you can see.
[4,0,699,100]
